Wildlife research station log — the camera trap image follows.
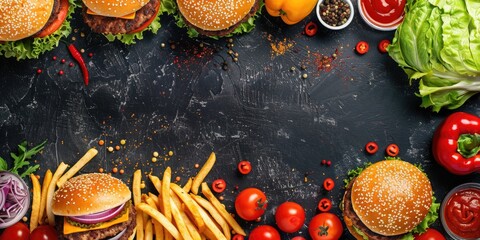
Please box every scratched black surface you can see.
[0,2,479,239]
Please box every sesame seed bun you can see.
[350,160,433,236]
[52,173,131,216]
[82,0,150,17]
[177,0,256,32]
[0,0,54,41]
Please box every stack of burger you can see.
[0,0,76,60]
[52,173,136,240]
[343,159,440,239]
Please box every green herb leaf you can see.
[3,140,46,178]
[0,157,8,171]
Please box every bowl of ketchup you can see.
[441,182,480,240]
[357,0,406,31]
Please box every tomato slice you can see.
[323,178,335,191]
[355,41,369,55]
[386,144,400,157]
[212,179,226,193]
[378,39,391,53]
[365,141,379,154]
[318,198,332,212]
[35,0,69,38]
[127,2,160,34]
[237,160,252,175]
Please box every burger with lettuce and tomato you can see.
[52,173,136,240]
[81,0,164,44]
[342,159,440,240]
[0,0,77,60]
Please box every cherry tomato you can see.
[235,188,268,221]
[378,39,391,53]
[30,225,58,240]
[0,222,30,240]
[248,225,281,240]
[233,234,245,240]
[365,141,378,154]
[308,213,343,240]
[355,41,369,55]
[212,179,226,193]
[238,160,252,175]
[317,198,332,212]
[386,143,400,157]
[305,22,318,37]
[414,228,446,240]
[323,178,335,191]
[274,201,306,233]
[291,237,306,240]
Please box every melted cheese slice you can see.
[86,8,136,20]
[63,207,130,235]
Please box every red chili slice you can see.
[212,179,226,193]
[318,198,332,212]
[378,39,391,53]
[323,178,335,191]
[386,144,400,157]
[365,141,379,154]
[355,41,369,55]
[304,21,318,37]
[237,160,252,175]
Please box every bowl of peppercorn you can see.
[316,0,354,30]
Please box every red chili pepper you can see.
[318,198,332,212]
[67,44,89,86]
[355,41,369,55]
[237,160,252,175]
[304,21,318,37]
[323,178,335,191]
[432,112,480,175]
[386,144,399,157]
[378,39,391,53]
[232,234,244,240]
[212,179,226,193]
[365,141,379,154]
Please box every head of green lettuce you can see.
[0,0,78,60]
[387,0,480,112]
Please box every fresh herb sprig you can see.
[0,140,47,178]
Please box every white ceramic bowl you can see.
[357,0,404,31]
[440,182,480,240]
[316,0,354,30]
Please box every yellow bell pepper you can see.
[265,0,318,25]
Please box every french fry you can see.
[133,170,144,240]
[56,148,98,188]
[170,183,205,233]
[201,182,246,236]
[47,162,69,226]
[136,213,145,240]
[191,152,216,195]
[162,167,172,240]
[191,194,231,239]
[183,177,193,192]
[145,219,153,240]
[148,174,162,193]
[38,169,52,225]
[145,197,164,240]
[171,196,202,240]
[170,198,193,240]
[29,174,41,231]
[137,203,181,240]
[190,199,227,240]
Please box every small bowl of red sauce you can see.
[316,0,354,30]
[357,0,406,31]
[441,182,480,240]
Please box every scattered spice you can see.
[112,167,118,173]
[267,34,295,58]
[153,151,159,157]
[98,168,104,173]
[115,145,120,151]
[160,43,166,48]
[175,176,181,182]
[107,146,114,152]
[319,0,351,27]
[69,62,74,67]
[194,163,200,168]
[119,169,124,174]
[58,70,64,76]
[120,139,126,145]
[151,157,157,163]
[52,56,57,61]
[61,59,66,64]
[302,73,308,79]
[88,52,93,58]
[98,140,105,146]
[36,69,42,74]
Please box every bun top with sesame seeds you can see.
[82,0,150,18]
[177,0,257,32]
[0,0,54,41]
[52,173,131,216]
[351,160,433,236]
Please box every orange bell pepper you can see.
[265,0,318,25]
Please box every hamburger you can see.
[164,0,263,38]
[52,173,136,240]
[342,159,439,240]
[81,0,163,44]
[0,0,76,60]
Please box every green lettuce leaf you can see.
[388,0,480,112]
[0,0,78,60]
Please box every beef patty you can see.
[57,204,136,240]
[343,178,406,240]
[181,0,260,37]
[82,0,160,34]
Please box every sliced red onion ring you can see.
[69,202,126,224]
[0,171,30,229]
[108,228,127,240]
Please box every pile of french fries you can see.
[29,148,99,230]
[133,152,246,240]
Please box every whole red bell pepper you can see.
[432,112,480,175]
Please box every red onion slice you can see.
[0,171,30,229]
[108,228,127,240]
[69,202,126,224]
